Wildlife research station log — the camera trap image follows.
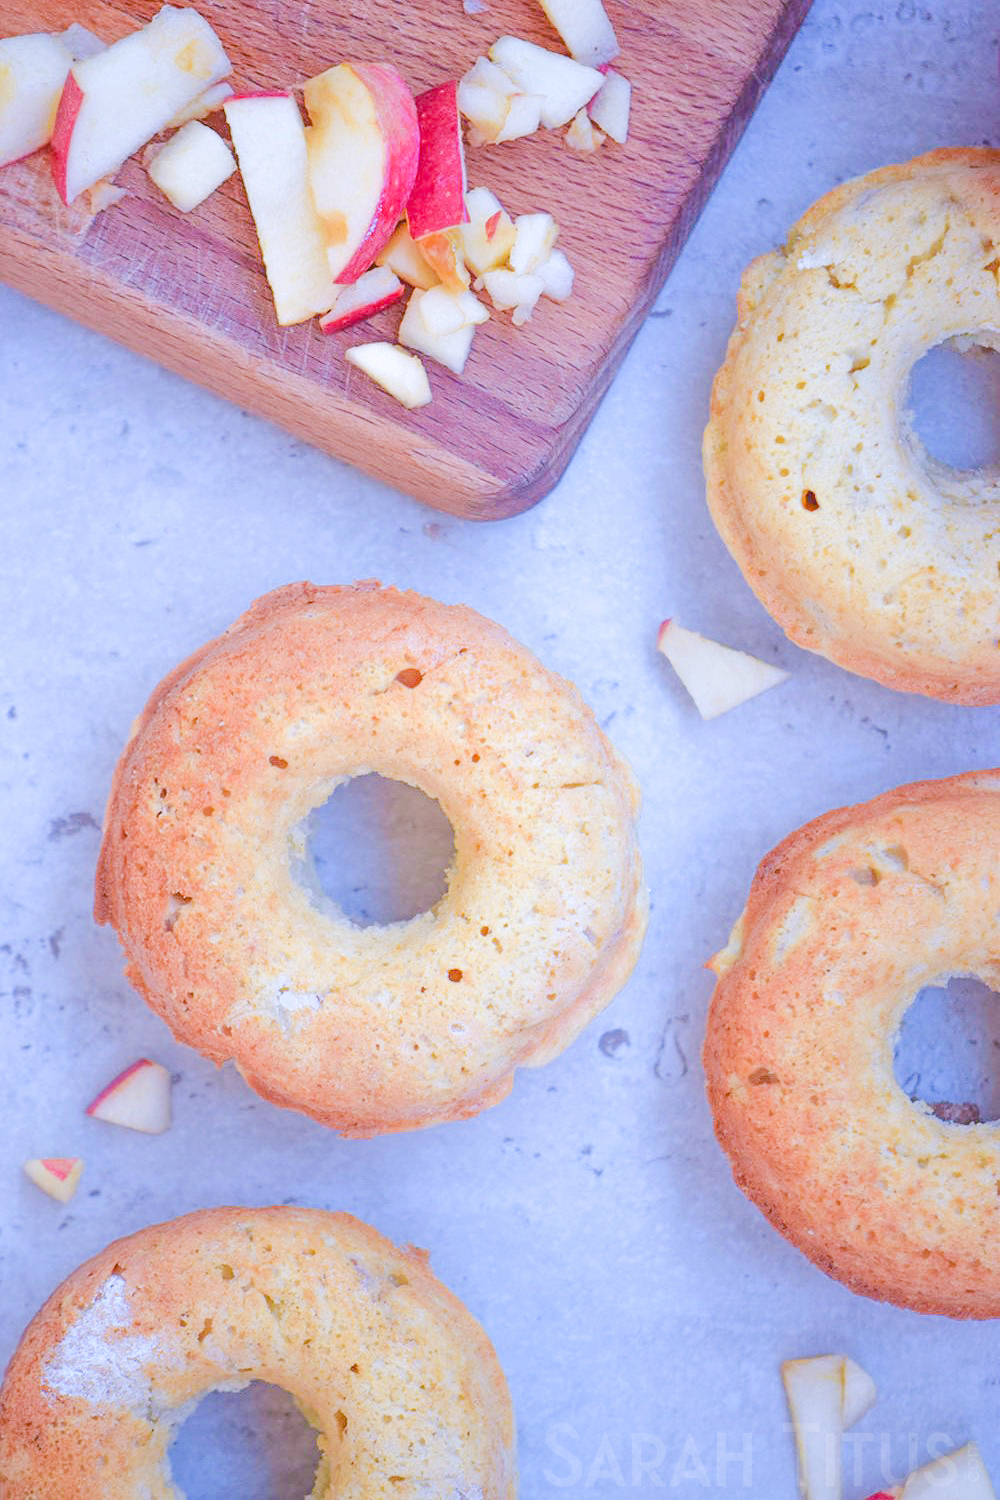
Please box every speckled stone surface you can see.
[1,2,999,1493]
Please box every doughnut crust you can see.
[95,582,647,1135]
[704,149,1000,703]
[0,1206,516,1498]
[703,770,1000,1318]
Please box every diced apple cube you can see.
[539,0,620,67]
[495,92,544,142]
[417,228,471,293]
[537,247,574,301]
[398,289,478,375]
[147,120,235,212]
[565,106,603,152]
[24,1157,84,1204]
[376,221,440,290]
[657,620,789,719]
[345,342,432,408]
[482,268,544,325]
[509,211,558,275]
[0,32,73,169]
[488,36,604,129]
[588,67,630,143]
[460,187,518,275]
[417,285,489,336]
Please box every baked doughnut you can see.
[0,1206,516,1496]
[95,582,646,1136]
[703,770,1000,1317]
[704,148,1000,704]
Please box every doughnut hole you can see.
[169,1381,323,1498]
[905,336,1000,476]
[894,975,1000,1124]
[299,773,456,926]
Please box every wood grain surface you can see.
[0,0,811,519]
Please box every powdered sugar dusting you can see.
[44,1274,162,1409]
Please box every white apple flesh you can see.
[86,1057,172,1133]
[539,0,620,67]
[901,1444,997,1500]
[376,221,440,289]
[407,80,467,240]
[319,266,404,332]
[657,620,789,719]
[0,32,73,170]
[225,92,335,326]
[565,107,603,151]
[495,91,544,142]
[345,342,432,408]
[23,1157,84,1204]
[51,5,231,204]
[482,267,544,323]
[398,288,478,375]
[488,37,604,129]
[61,23,105,63]
[509,211,558,274]
[588,67,631,142]
[147,120,235,212]
[305,62,419,285]
[782,1355,845,1500]
[537,247,575,301]
[167,79,233,129]
[460,187,517,276]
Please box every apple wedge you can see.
[225,93,335,326]
[87,1058,172,1133]
[377,221,440,290]
[657,620,789,719]
[0,32,73,169]
[398,287,480,375]
[345,342,432,409]
[407,81,468,240]
[23,1157,84,1204]
[51,5,231,204]
[319,266,405,332]
[304,62,419,285]
[488,37,604,129]
[588,67,631,143]
[539,0,620,67]
[900,1444,997,1500]
[147,120,235,212]
[459,187,517,276]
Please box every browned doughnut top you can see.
[704,149,1000,703]
[703,770,1000,1317]
[95,582,647,1135]
[0,1206,516,1497]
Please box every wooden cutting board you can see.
[0,0,811,519]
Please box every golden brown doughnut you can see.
[95,582,647,1135]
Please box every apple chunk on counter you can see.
[87,1058,172,1133]
[225,92,334,326]
[23,1157,84,1204]
[0,32,73,169]
[305,62,419,285]
[51,4,230,204]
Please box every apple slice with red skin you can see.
[319,266,405,332]
[51,5,230,204]
[407,81,468,240]
[0,32,73,170]
[87,1057,172,1133]
[23,1157,84,1203]
[305,62,419,285]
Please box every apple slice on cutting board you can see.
[407,80,467,240]
[87,1057,172,1133]
[657,620,789,718]
[305,62,419,285]
[0,32,73,169]
[51,4,230,204]
[225,92,334,326]
[319,266,404,332]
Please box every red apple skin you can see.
[406,81,468,241]
[86,1057,153,1114]
[335,63,419,285]
[50,71,84,204]
[320,286,404,333]
[41,1158,76,1180]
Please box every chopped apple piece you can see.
[782,1355,845,1500]
[24,1157,84,1204]
[657,620,789,719]
[376,221,440,290]
[417,228,470,293]
[841,1356,876,1429]
[496,91,544,142]
[461,55,520,99]
[304,62,419,285]
[167,79,233,128]
[537,247,574,301]
[0,32,73,169]
[539,0,620,66]
[509,211,558,274]
[418,285,489,336]
[482,267,544,321]
[147,120,235,212]
[900,1444,997,1500]
[458,81,510,145]
[345,342,432,408]
[87,1058,172,1133]
[225,93,334,326]
[60,23,105,62]
[459,187,517,275]
[407,81,468,240]
[51,5,231,204]
[588,67,630,142]
[398,288,478,375]
[319,266,404,332]
[488,36,604,129]
[565,107,603,152]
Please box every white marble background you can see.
[2,0,999,1493]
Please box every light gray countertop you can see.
[2,1,999,1492]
